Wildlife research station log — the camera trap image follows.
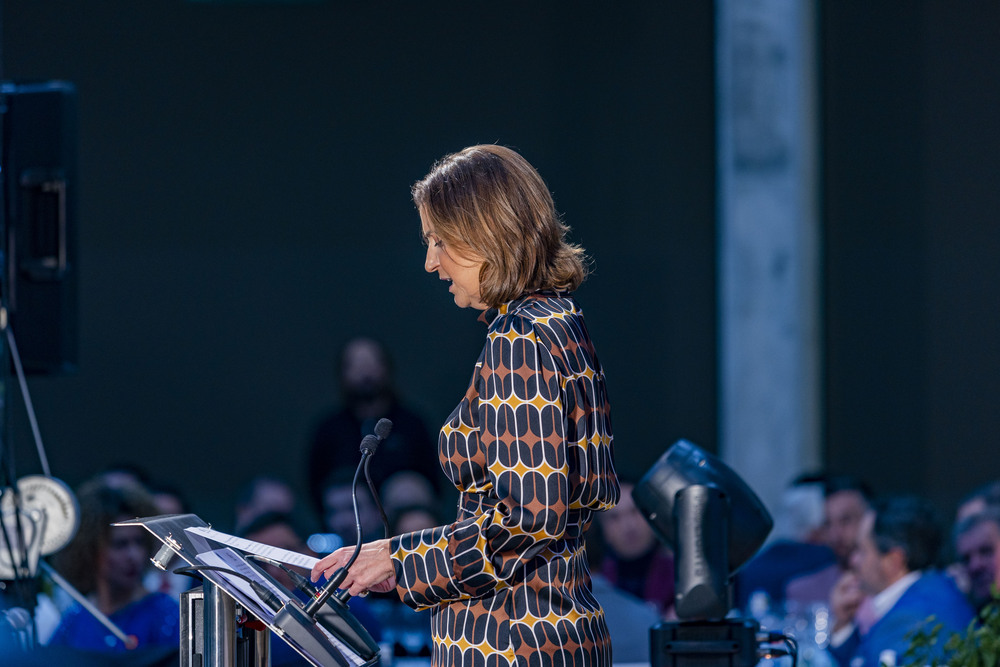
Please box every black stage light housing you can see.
[633,440,772,620]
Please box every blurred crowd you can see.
[1,335,996,666]
[733,474,1000,666]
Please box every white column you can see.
[717,0,821,521]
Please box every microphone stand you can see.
[304,413,391,612]
[264,419,393,664]
[304,440,375,616]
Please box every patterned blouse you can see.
[389,292,620,667]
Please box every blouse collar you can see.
[477,290,570,327]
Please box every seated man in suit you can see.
[829,495,974,667]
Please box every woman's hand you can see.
[310,539,397,597]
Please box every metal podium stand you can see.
[118,513,369,667]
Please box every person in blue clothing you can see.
[48,476,180,653]
[828,495,974,667]
[733,473,837,612]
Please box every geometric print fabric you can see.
[390,292,620,667]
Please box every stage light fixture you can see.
[632,439,773,620]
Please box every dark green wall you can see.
[4,0,998,534]
[2,1,717,529]
[822,1,1000,516]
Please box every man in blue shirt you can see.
[829,495,974,667]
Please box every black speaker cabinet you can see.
[2,80,79,374]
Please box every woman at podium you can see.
[313,144,620,666]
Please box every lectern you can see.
[119,513,375,667]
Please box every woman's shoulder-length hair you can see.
[412,144,588,309]
[53,475,159,595]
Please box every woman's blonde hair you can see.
[412,144,587,308]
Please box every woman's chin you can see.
[450,290,487,310]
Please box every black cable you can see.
[364,455,389,540]
[173,564,286,614]
[345,462,365,574]
[0,485,33,608]
[305,423,390,617]
[247,554,317,598]
[0,489,19,569]
[0,418,27,590]
[783,635,799,667]
[0,486,41,632]
[0,341,37,614]
[8,488,30,575]
[304,455,369,615]
[757,631,798,667]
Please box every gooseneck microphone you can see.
[259,419,393,664]
[372,417,393,443]
[366,419,392,540]
[304,418,393,617]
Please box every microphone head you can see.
[360,434,380,455]
[374,418,393,441]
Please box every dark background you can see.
[1,1,996,533]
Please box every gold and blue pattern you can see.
[390,292,619,667]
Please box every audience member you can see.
[954,508,1000,611]
[734,474,836,613]
[596,480,675,617]
[234,475,296,534]
[956,479,1000,523]
[583,519,661,664]
[305,336,440,519]
[381,470,439,523]
[785,474,873,609]
[97,462,153,491]
[48,477,179,654]
[828,495,973,667]
[148,480,189,517]
[319,467,383,545]
[239,511,315,592]
[27,468,174,647]
[388,502,440,537]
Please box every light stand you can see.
[647,484,759,667]
[0,70,35,628]
[0,77,89,655]
[634,440,795,667]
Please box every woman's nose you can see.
[424,245,438,273]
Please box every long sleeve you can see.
[391,315,570,608]
[461,314,572,581]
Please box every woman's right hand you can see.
[310,539,396,597]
